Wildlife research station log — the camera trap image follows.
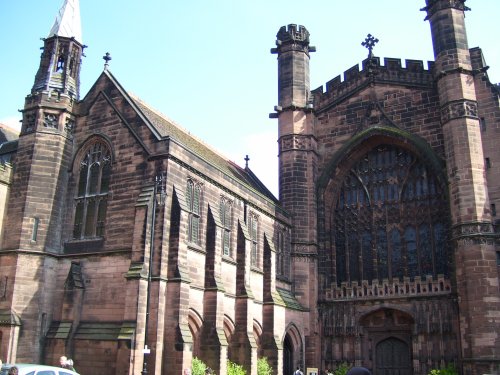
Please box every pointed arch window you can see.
[186,179,202,245]
[220,196,232,257]
[276,229,286,277]
[249,213,259,267]
[73,140,111,239]
[332,144,450,285]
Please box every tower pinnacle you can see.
[32,0,84,99]
[48,0,82,44]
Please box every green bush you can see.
[227,360,246,375]
[192,357,208,375]
[333,363,350,375]
[257,357,273,375]
[429,363,458,375]
[428,364,458,375]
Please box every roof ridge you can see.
[128,92,242,167]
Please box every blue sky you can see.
[1,1,498,196]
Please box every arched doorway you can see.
[283,335,293,375]
[283,324,303,375]
[360,308,414,375]
[375,337,411,375]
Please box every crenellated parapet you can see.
[312,57,435,111]
[271,24,316,55]
[421,0,470,20]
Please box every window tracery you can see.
[73,140,111,239]
[186,179,202,245]
[249,212,259,267]
[333,144,450,285]
[220,196,232,257]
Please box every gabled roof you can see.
[0,124,19,144]
[129,94,278,203]
[94,70,278,204]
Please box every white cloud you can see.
[0,116,22,133]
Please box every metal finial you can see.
[103,52,112,69]
[244,155,250,168]
[361,34,379,58]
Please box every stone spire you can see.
[32,0,84,99]
[48,0,82,43]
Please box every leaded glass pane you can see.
[223,230,230,256]
[419,224,433,277]
[74,140,111,240]
[88,164,100,195]
[405,227,418,279]
[349,231,360,282]
[377,228,388,280]
[84,200,96,237]
[73,201,84,238]
[434,223,447,275]
[193,186,201,214]
[332,144,450,285]
[391,228,403,280]
[100,162,111,193]
[362,232,373,281]
[96,199,107,237]
[335,223,346,284]
[191,216,199,244]
[186,181,193,209]
[78,164,88,197]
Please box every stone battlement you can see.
[312,57,435,108]
[276,24,310,45]
[328,274,451,301]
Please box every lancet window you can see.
[73,140,111,239]
[187,179,202,245]
[220,196,232,257]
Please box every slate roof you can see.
[0,124,19,144]
[129,94,278,203]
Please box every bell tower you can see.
[33,0,83,99]
[0,0,83,363]
[423,1,500,374]
[271,25,319,367]
[4,0,82,253]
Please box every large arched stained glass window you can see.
[333,144,450,285]
[73,140,111,239]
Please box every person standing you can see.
[59,356,76,371]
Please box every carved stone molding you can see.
[452,221,493,237]
[440,99,478,124]
[279,134,315,153]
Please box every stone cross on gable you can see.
[103,52,112,69]
[362,34,379,58]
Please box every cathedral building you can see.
[0,0,498,375]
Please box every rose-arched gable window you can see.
[73,140,112,239]
[333,144,450,285]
